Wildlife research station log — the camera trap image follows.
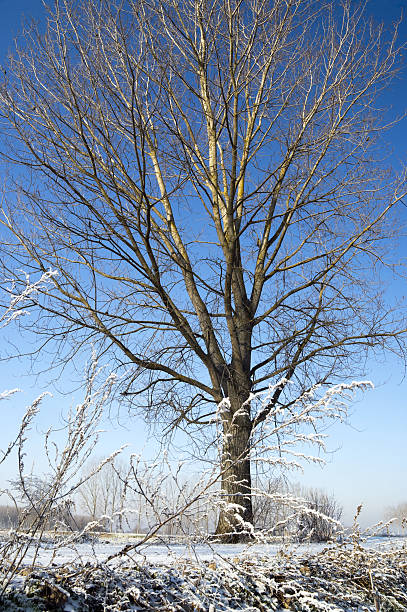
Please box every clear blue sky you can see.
[0,0,406,529]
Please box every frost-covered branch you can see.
[0,269,58,327]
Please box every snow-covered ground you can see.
[9,532,407,566]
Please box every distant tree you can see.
[0,0,405,540]
[252,477,289,532]
[385,502,407,534]
[77,460,125,532]
[9,475,76,530]
[297,487,343,542]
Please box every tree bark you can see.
[215,384,254,542]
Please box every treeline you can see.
[0,470,344,543]
[0,503,91,531]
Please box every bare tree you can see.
[385,502,407,534]
[8,475,72,529]
[296,486,343,542]
[0,0,405,540]
[77,459,126,532]
[252,477,290,534]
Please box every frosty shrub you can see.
[0,272,125,594]
[0,357,122,596]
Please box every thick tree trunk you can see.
[214,389,253,543]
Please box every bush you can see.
[297,487,343,542]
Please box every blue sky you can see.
[0,0,406,528]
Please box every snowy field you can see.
[9,532,407,566]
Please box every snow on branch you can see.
[0,268,58,327]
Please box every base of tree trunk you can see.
[211,531,255,544]
[212,512,255,543]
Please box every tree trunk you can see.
[215,389,253,543]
